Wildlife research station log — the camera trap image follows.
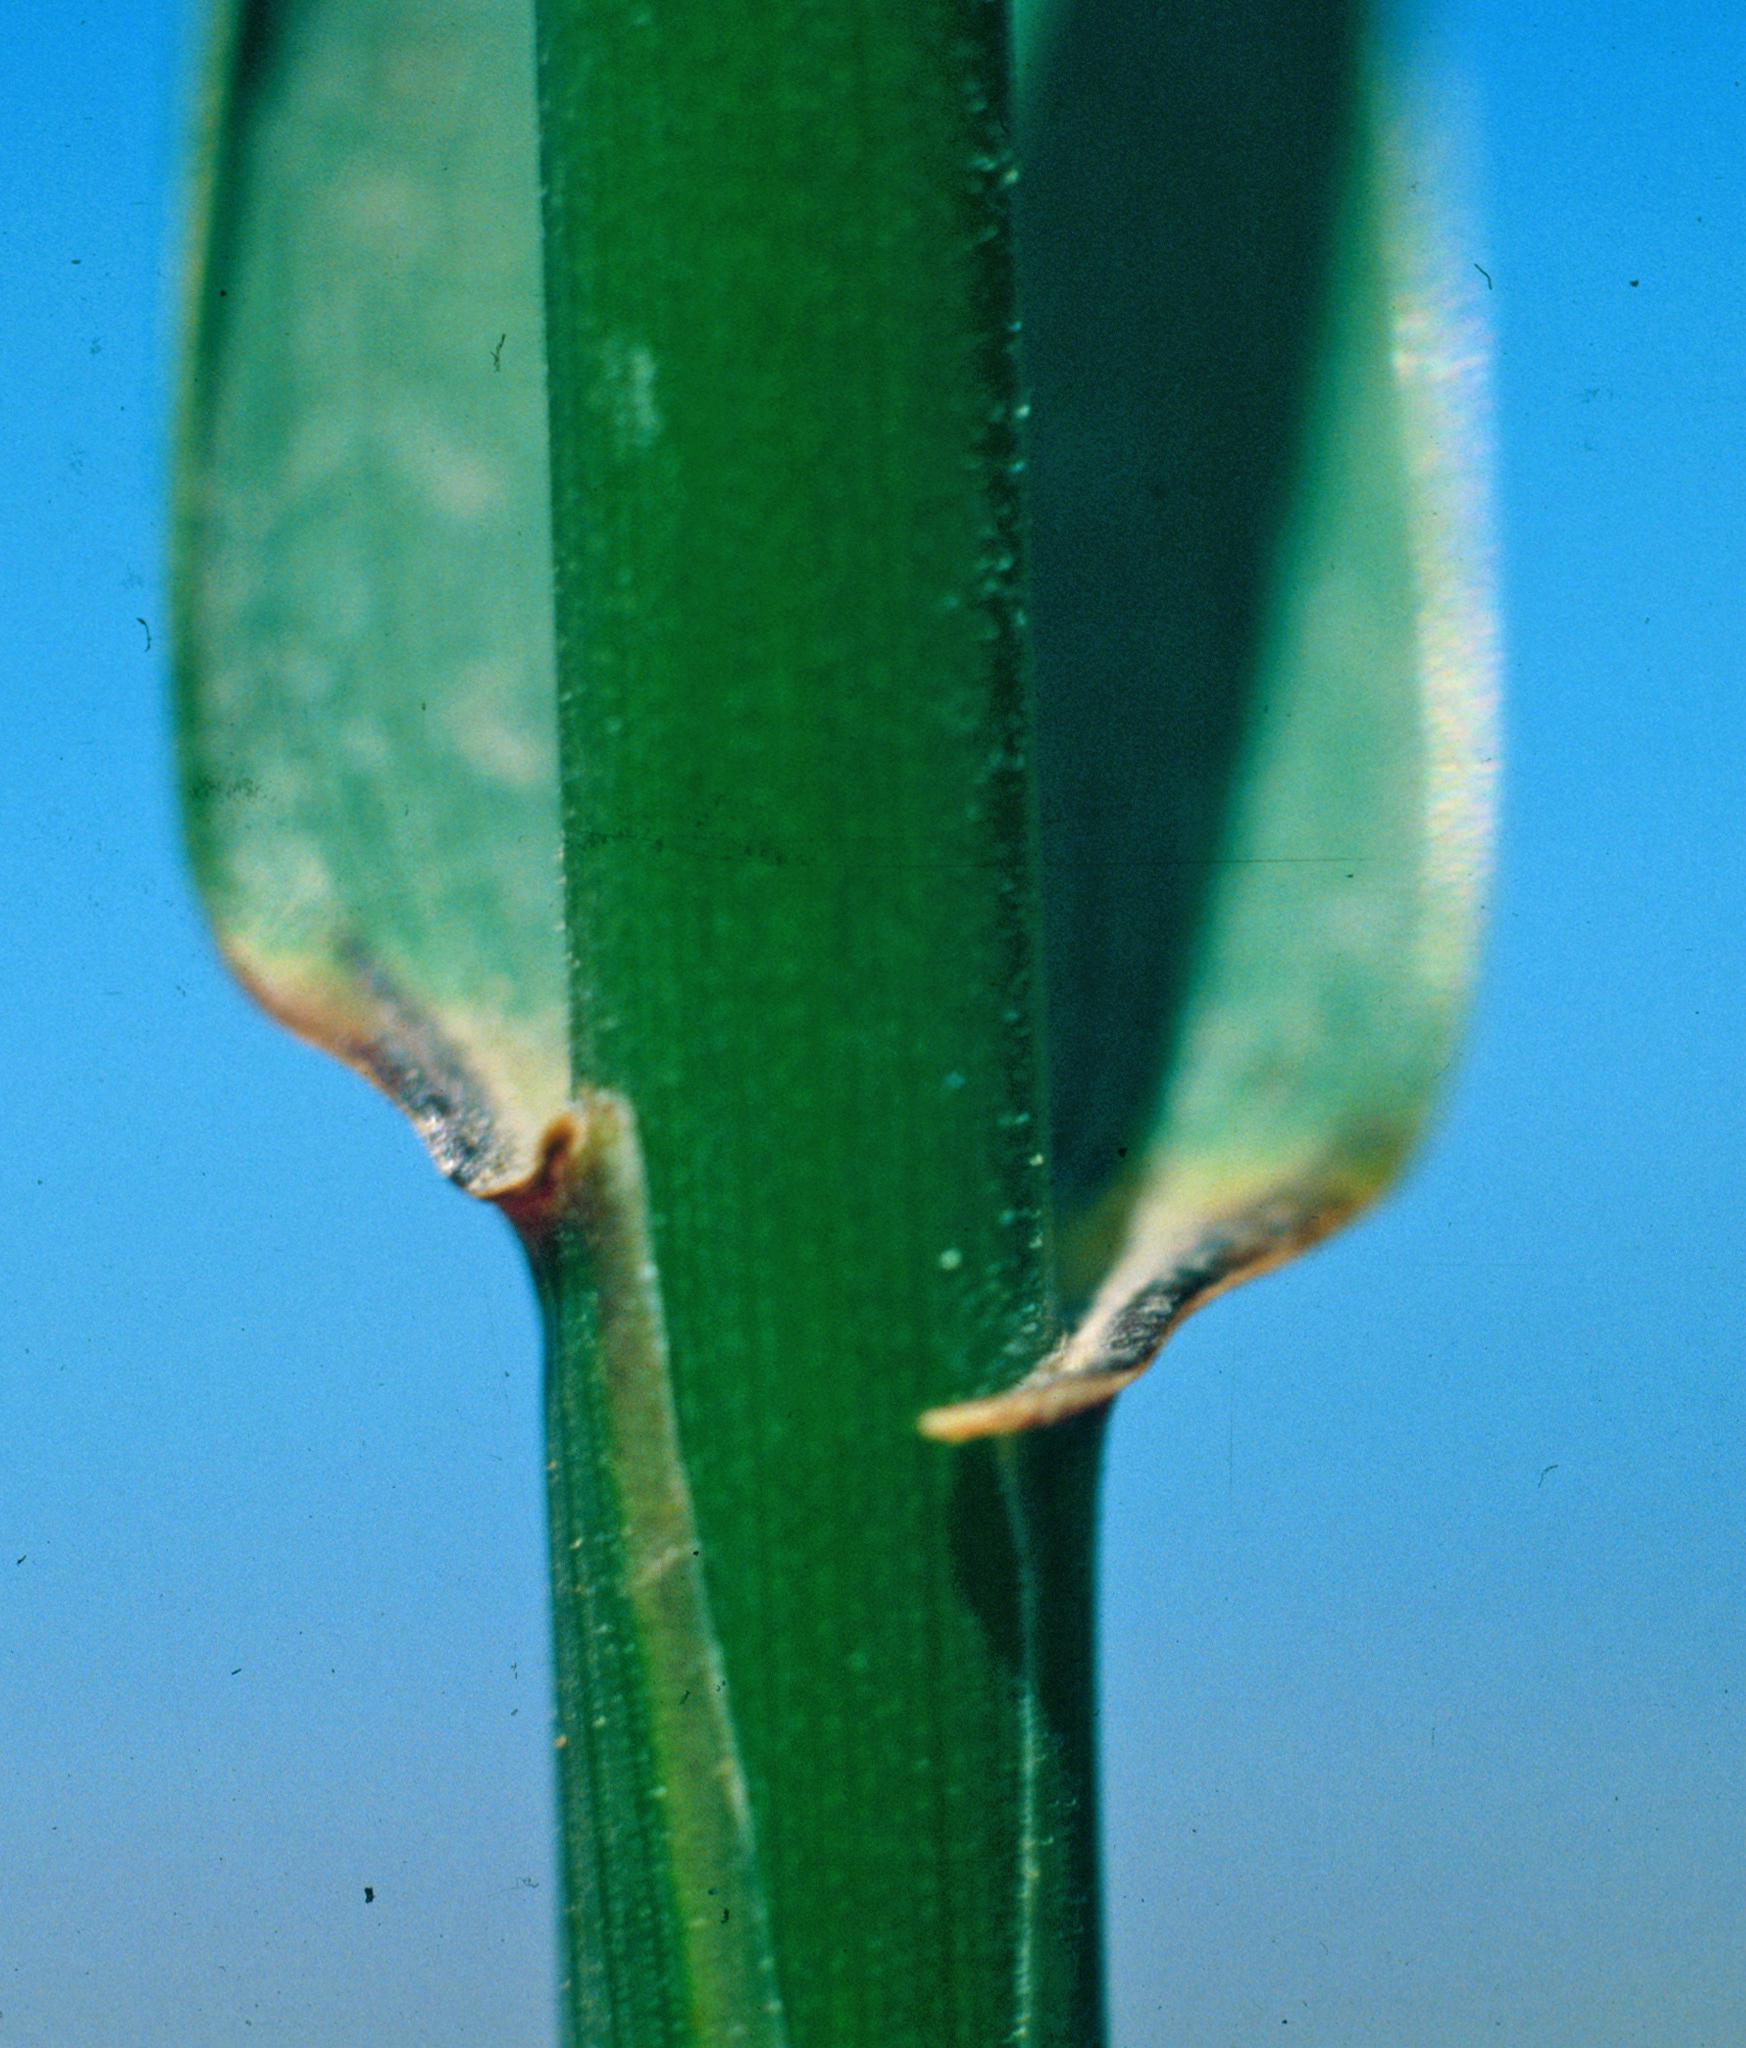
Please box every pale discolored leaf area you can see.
[174,0,564,1196]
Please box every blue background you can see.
[4,2,1742,2041]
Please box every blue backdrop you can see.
[4,1,1742,2040]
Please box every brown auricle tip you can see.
[494,1112,587,1243]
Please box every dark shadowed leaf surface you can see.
[925,56,1496,1440]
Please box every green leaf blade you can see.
[173,0,564,1193]
[928,77,1497,1441]
[1143,114,1495,1211]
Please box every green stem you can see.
[528,1119,1106,2047]
[531,0,1105,2038]
[1001,1419,1108,2041]
[518,1102,789,2048]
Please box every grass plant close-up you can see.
[5,0,1744,2043]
